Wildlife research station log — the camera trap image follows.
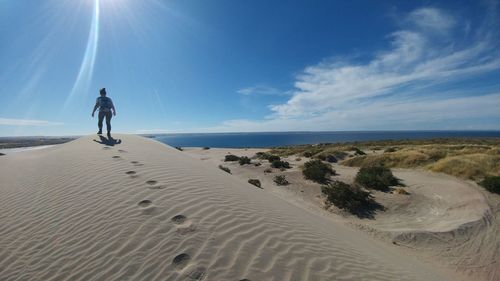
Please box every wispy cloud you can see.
[205,6,500,132]
[237,85,287,96]
[0,118,63,126]
[271,7,500,118]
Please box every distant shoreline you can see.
[0,137,75,150]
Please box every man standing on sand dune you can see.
[92,88,116,136]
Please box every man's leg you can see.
[97,112,104,134]
[105,112,112,134]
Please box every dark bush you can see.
[175,147,183,151]
[479,176,500,194]
[333,151,348,160]
[271,160,290,169]
[248,179,262,188]
[264,168,272,173]
[254,162,262,167]
[203,147,210,150]
[354,165,400,191]
[322,181,373,213]
[239,156,251,165]
[224,154,240,162]
[267,155,281,163]
[384,147,397,153]
[302,160,335,183]
[303,151,314,158]
[218,165,231,174]
[255,152,269,159]
[326,155,337,163]
[274,175,289,186]
[255,152,280,162]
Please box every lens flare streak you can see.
[64,0,100,108]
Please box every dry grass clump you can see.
[393,187,409,195]
[428,154,499,179]
[344,144,500,180]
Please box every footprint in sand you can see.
[103,147,112,150]
[239,279,251,281]
[138,199,152,207]
[118,149,127,153]
[145,180,166,189]
[172,253,191,270]
[183,265,207,280]
[112,155,121,159]
[126,171,139,178]
[131,161,144,166]
[171,215,196,234]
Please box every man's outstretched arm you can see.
[92,101,99,117]
[111,101,116,116]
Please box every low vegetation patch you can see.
[393,187,409,195]
[321,181,373,213]
[271,160,290,169]
[264,168,272,173]
[384,147,397,153]
[224,154,240,162]
[202,147,210,150]
[239,156,251,165]
[479,176,500,194]
[273,175,289,186]
[302,160,335,183]
[218,165,231,174]
[175,147,183,151]
[248,179,262,188]
[255,152,281,162]
[355,166,401,191]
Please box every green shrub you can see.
[218,165,231,174]
[248,179,261,188]
[302,160,335,183]
[354,165,400,191]
[224,154,240,162]
[271,160,290,169]
[239,156,251,165]
[326,155,337,163]
[203,147,210,150]
[332,151,348,160]
[303,151,314,157]
[255,152,281,162]
[322,181,373,213]
[273,175,289,186]
[479,176,500,194]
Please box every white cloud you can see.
[0,118,63,126]
[237,85,286,96]
[407,7,456,33]
[267,7,500,120]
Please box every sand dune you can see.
[0,135,462,281]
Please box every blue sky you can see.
[1,0,499,136]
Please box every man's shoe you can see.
[97,130,102,134]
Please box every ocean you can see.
[153,131,500,148]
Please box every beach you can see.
[0,134,474,281]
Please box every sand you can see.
[0,135,467,281]
[185,147,500,281]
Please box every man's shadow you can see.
[93,135,122,146]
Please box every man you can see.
[92,88,116,136]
